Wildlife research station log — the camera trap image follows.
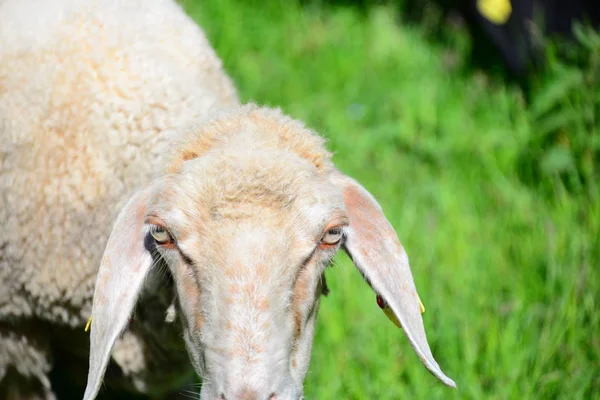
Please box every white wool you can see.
[0,0,238,397]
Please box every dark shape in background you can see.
[462,0,600,74]
[315,0,600,78]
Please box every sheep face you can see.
[145,151,348,399]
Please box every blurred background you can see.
[176,0,599,399]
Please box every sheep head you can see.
[84,105,456,400]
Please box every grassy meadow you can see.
[179,1,599,399]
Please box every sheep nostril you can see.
[219,394,227,400]
[268,394,277,400]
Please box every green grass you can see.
[180,1,599,398]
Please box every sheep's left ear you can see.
[330,171,456,388]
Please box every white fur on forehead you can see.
[166,104,334,175]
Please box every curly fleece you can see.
[0,0,239,397]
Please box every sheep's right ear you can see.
[83,187,155,400]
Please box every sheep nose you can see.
[219,389,278,400]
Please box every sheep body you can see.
[0,0,238,397]
[1,1,456,398]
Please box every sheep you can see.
[0,0,456,399]
[0,0,238,398]
[82,104,458,400]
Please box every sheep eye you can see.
[150,225,172,245]
[322,227,343,245]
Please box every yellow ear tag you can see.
[377,295,425,329]
[382,305,402,329]
[85,315,92,332]
[477,0,512,25]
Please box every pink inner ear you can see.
[342,185,412,310]
[340,183,410,296]
[341,186,405,256]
